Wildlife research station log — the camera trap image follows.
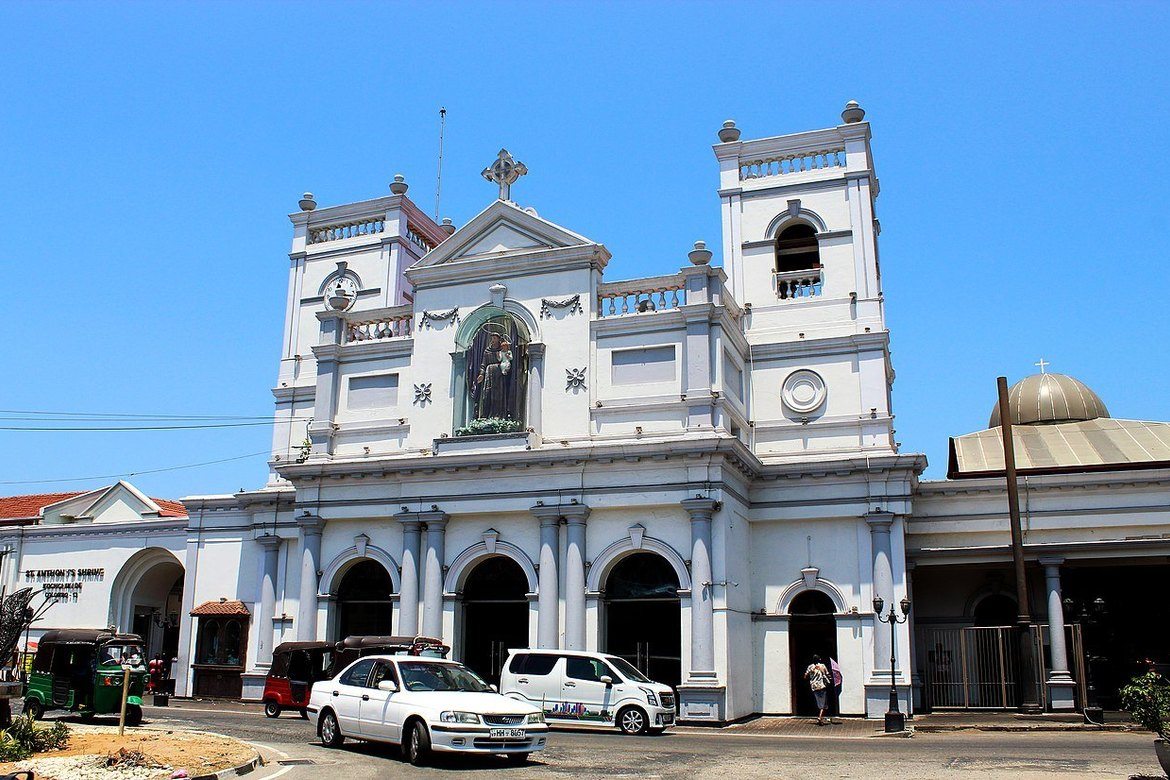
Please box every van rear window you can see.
[510,653,558,676]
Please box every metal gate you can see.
[920,625,1082,710]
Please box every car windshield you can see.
[607,656,651,683]
[100,644,144,666]
[398,661,491,693]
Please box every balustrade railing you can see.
[406,223,436,253]
[774,268,823,300]
[740,148,845,180]
[309,217,386,244]
[597,274,687,317]
[345,305,414,342]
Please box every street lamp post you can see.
[874,595,911,733]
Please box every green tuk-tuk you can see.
[23,629,148,725]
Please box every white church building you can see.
[6,102,1166,721]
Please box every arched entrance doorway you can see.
[461,556,529,684]
[788,590,838,715]
[111,548,184,661]
[973,593,1017,627]
[603,552,681,689]
[336,560,394,638]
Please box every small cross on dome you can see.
[1034,358,1050,374]
[482,149,527,201]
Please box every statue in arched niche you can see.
[460,313,527,432]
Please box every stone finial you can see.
[390,174,409,195]
[841,100,866,124]
[717,119,741,143]
[298,192,317,211]
[688,240,713,266]
[440,217,456,235]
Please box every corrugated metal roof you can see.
[948,418,1170,478]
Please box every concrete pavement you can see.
[134,701,1165,779]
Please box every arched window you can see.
[452,306,531,435]
[775,223,820,273]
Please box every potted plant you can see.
[1120,670,1170,775]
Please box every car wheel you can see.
[319,710,344,748]
[23,699,43,721]
[264,701,281,718]
[405,720,431,766]
[125,705,143,727]
[617,706,649,735]
[505,752,530,765]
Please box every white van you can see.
[499,650,675,734]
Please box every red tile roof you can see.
[191,599,250,617]
[0,489,188,520]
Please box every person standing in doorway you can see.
[804,654,830,725]
[829,657,843,724]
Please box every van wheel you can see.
[617,706,649,735]
[125,705,143,727]
[299,709,309,720]
[264,702,281,718]
[319,710,344,748]
[405,721,431,766]
[22,699,43,721]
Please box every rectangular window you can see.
[347,374,399,410]
[723,352,744,401]
[566,656,614,682]
[611,346,676,385]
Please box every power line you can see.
[0,409,301,421]
[0,421,293,432]
[0,450,274,486]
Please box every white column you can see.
[867,513,894,670]
[421,514,448,639]
[1040,557,1076,710]
[398,518,423,637]
[563,506,589,650]
[537,514,559,648]
[296,515,324,641]
[255,534,282,665]
[682,498,717,680]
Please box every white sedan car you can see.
[307,655,548,766]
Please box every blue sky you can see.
[2,1,1168,499]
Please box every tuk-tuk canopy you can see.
[38,629,142,646]
[336,635,445,652]
[272,641,336,656]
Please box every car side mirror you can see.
[377,680,398,693]
[599,675,613,686]
[490,684,499,692]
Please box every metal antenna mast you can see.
[434,107,447,222]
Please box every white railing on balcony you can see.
[597,274,687,317]
[345,305,414,342]
[740,148,845,181]
[406,223,436,253]
[773,268,823,300]
[309,217,386,245]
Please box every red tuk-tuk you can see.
[261,635,449,718]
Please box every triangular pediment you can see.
[414,200,596,267]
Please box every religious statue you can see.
[473,325,513,420]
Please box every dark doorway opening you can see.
[789,590,838,715]
[973,593,1018,627]
[1061,563,1170,709]
[603,553,681,689]
[461,556,529,684]
[336,560,394,639]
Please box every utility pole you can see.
[997,376,1042,713]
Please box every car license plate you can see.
[489,728,526,739]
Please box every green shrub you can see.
[0,716,70,761]
[454,417,523,437]
[1120,671,1170,740]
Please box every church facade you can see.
[14,102,1161,721]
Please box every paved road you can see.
[137,702,1164,779]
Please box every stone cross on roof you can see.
[482,149,527,202]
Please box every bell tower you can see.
[713,102,896,458]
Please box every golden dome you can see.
[989,373,1110,427]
